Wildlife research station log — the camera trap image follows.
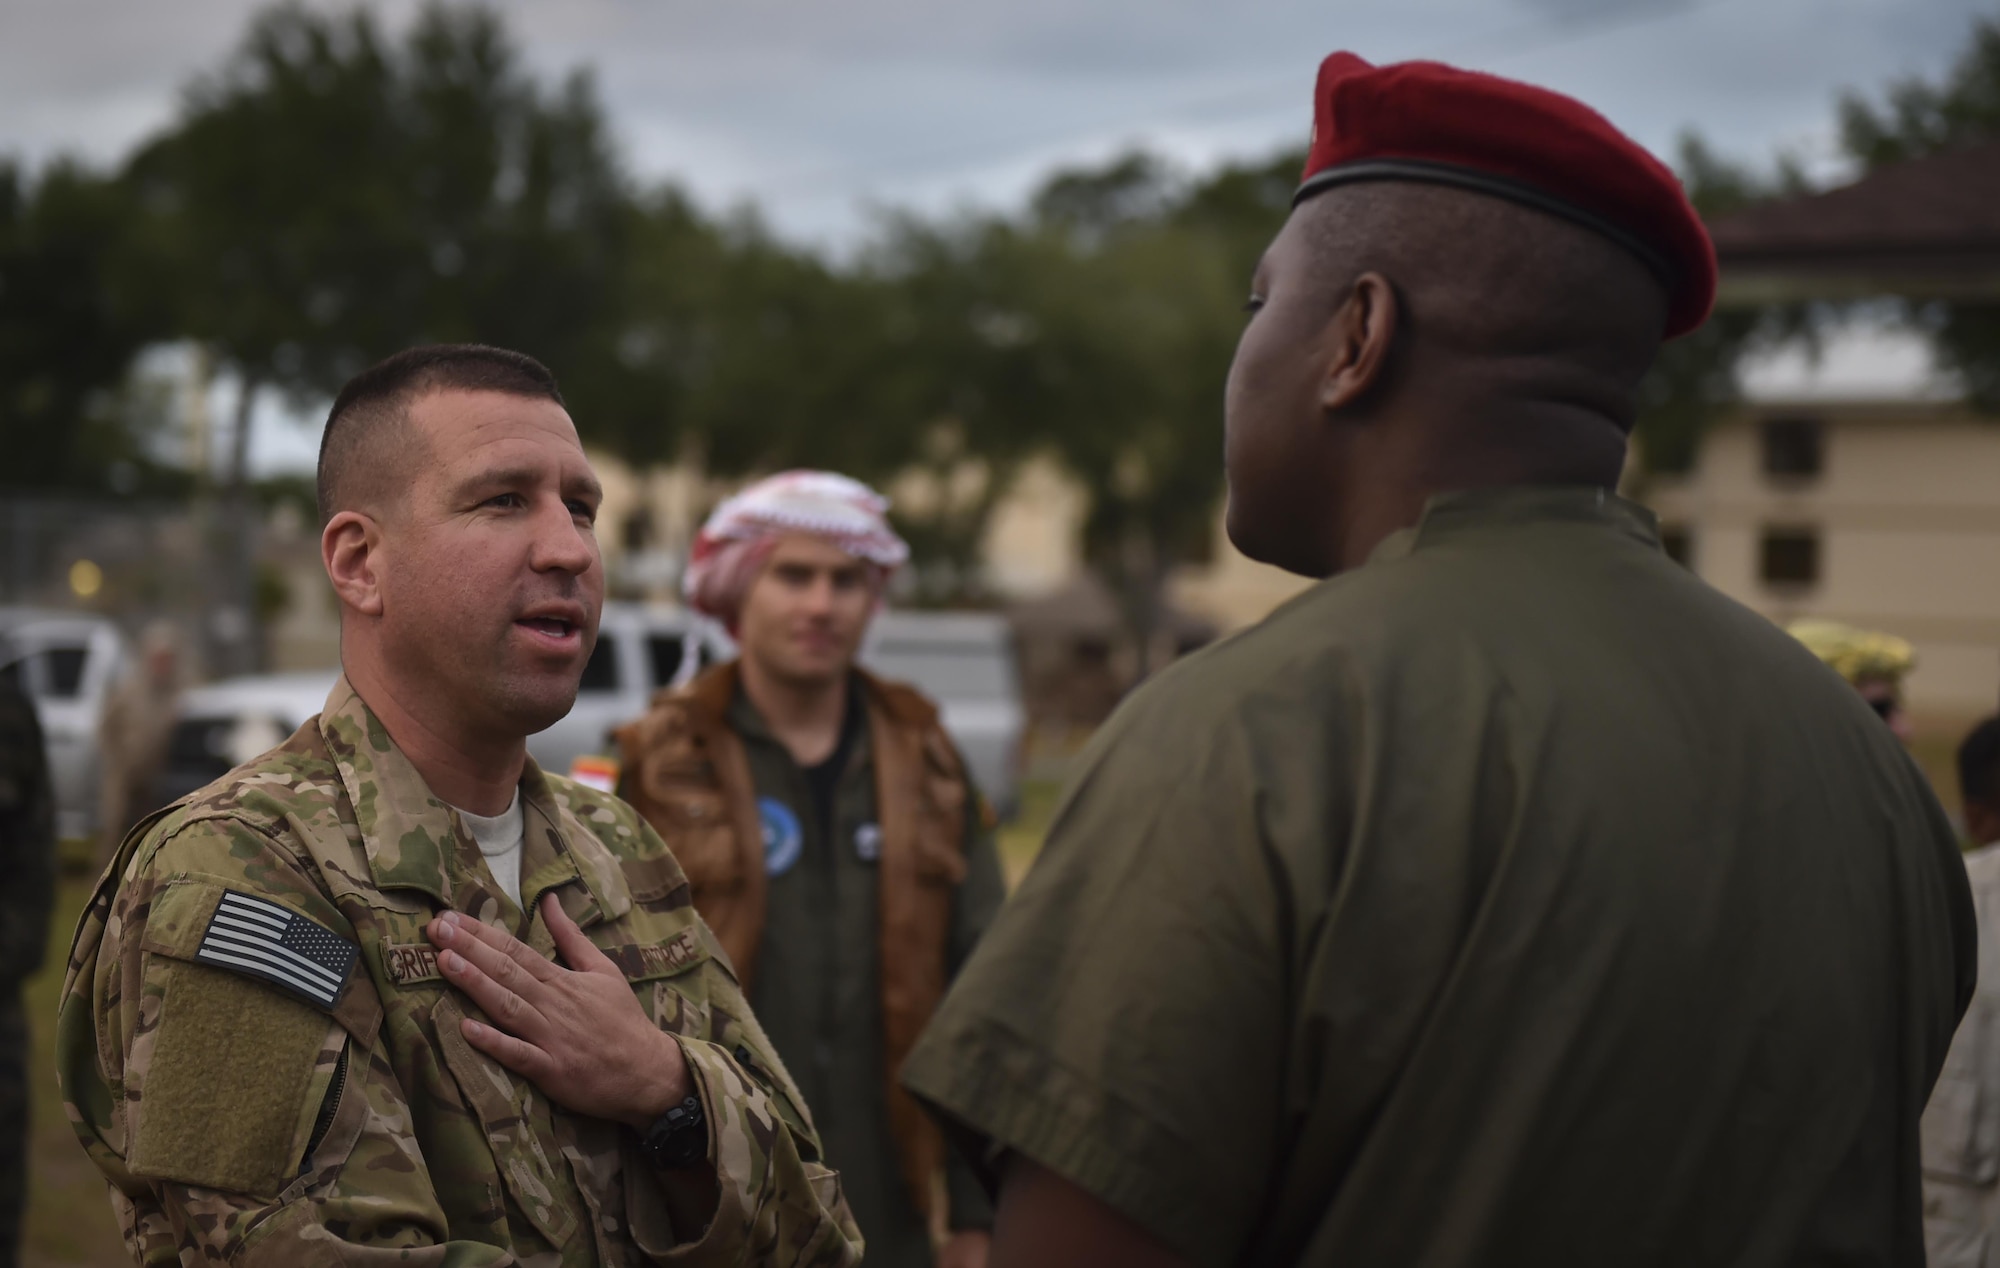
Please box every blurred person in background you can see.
[93,619,183,871]
[1923,715,2000,1267]
[618,471,1006,1268]
[1788,619,1917,742]
[900,52,1973,1268]
[0,652,55,1268]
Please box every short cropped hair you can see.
[316,344,565,524]
[1961,716,2000,811]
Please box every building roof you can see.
[1709,140,2000,302]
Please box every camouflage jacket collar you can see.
[316,676,631,935]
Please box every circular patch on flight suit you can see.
[854,822,882,863]
[758,796,803,876]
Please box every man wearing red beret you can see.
[900,52,1974,1268]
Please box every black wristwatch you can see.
[641,1095,707,1171]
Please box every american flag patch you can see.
[195,891,357,1010]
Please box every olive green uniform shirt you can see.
[903,487,1974,1268]
[730,683,1005,1268]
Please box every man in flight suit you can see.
[59,345,862,1266]
[616,472,1006,1268]
[902,53,1976,1268]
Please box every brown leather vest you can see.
[613,662,969,1221]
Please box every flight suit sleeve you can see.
[58,815,513,1268]
[898,690,1293,1268]
[942,781,1005,1232]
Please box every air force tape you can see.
[195,890,358,1011]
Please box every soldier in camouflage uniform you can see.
[0,662,56,1268]
[58,345,862,1266]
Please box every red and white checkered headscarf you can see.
[683,470,909,630]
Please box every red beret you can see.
[1298,52,1716,339]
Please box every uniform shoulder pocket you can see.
[126,949,344,1198]
[125,876,380,1199]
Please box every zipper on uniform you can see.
[301,1046,350,1174]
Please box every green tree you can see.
[852,149,1293,650]
[0,161,168,493]
[1839,15,2000,409]
[1630,135,1815,473]
[130,1,641,435]
[1034,155,1278,670]
[1840,17,2000,166]
[126,1,643,668]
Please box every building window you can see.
[1761,417,1825,480]
[1659,524,1693,568]
[1760,526,1821,587]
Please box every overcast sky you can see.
[1,0,1990,473]
[3,0,1993,250]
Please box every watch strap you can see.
[641,1094,707,1171]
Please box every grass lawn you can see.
[22,863,126,1268]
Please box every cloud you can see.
[1509,0,1694,20]
[0,0,1991,245]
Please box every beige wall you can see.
[587,452,732,602]
[264,499,340,672]
[1645,403,2000,725]
[980,456,1089,599]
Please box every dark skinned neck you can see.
[1325,393,1629,574]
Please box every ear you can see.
[1317,271,1398,414]
[323,510,386,618]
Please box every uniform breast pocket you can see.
[430,994,580,1247]
[600,926,716,1037]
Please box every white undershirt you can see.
[455,791,525,908]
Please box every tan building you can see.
[1644,324,2000,729]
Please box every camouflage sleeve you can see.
[58,814,513,1267]
[614,809,864,1266]
[0,677,56,985]
[625,1031,862,1265]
